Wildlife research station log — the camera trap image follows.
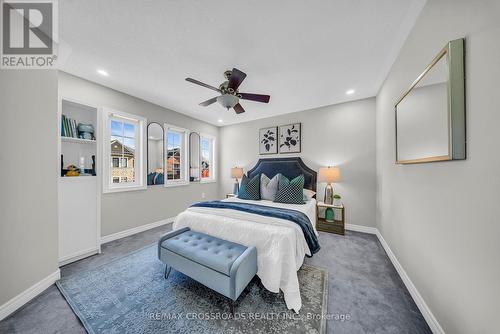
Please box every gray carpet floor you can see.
[0,225,431,334]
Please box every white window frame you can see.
[200,133,216,183]
[102,108,146,193]
[164,124,189,187]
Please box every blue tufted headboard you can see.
[247,157,317,193]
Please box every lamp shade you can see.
[231,167,244,179]
[318,166,341,183]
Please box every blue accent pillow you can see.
[238,174,261,200]
[274,174,305,204]
[147,172,156,185]
[154,172,164,185]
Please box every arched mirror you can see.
[189,132,201,182]
[147,122,164,185]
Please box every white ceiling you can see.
[58,0,425,126]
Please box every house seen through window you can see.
[110,119,136,184]
[201,135,215,181]
[165,129,184,181]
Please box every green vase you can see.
[325,207,334,222]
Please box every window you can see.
[165,125,188,186]
[112,157,129,168]
[102,108,146,193]
[110,119,136,184]
[200,134,216,182]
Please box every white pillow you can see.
[260,173,279,201]
[303,189,316,201]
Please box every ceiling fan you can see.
[185,68,270,114]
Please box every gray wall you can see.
[376,0,500,332]
[58,72,221,236]
[220,98,376,228]
[0,71,59,306]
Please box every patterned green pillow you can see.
[274,174,305,204]
[238,174,261,200]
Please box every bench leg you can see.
[164,265,172,279]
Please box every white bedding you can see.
[172,197,317,312]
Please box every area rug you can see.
[56,244,328,334]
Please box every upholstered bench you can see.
[158,227,257,314]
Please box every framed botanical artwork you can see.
[279,123,301,153]
[259,126,278,154]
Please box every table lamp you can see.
[231,167,244,195]
[319,166,341,222]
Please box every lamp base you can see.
[324,183,334,205]
[325,207,335,222]
[233,180,239,196]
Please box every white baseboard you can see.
[101,217,175,244]
[0,270,60,321]
[345,223,378,234]
[375,230,445,334]
[59,247,100,266]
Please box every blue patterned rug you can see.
[56,245,328,333]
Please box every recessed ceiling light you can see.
[218,119,223,123]
[97,69,109,76]
[346,89,355,95]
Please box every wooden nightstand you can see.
[316,201,345,235]
[226,193,236,199]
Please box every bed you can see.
[173,157,319,312]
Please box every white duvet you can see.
[173,197,318,312]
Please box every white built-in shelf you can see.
[61,136,96,144]
[59,98,100,266]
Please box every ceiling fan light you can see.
[217,94,239,109]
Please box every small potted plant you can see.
[333,194,342,206]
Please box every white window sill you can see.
[200,179,217,184]
[103,184,147,194]
[164,181,189,188]
[147,184,165,188]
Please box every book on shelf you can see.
[65,116,69,137]
[62,115,67,137]
[61,114,79,138]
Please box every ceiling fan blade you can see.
[228,68,247,90]
[185,78,221,93]
[239,93,270,103]
[199,96,218,107]
[233,103,245,114]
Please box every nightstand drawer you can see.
[317,220,345,235]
